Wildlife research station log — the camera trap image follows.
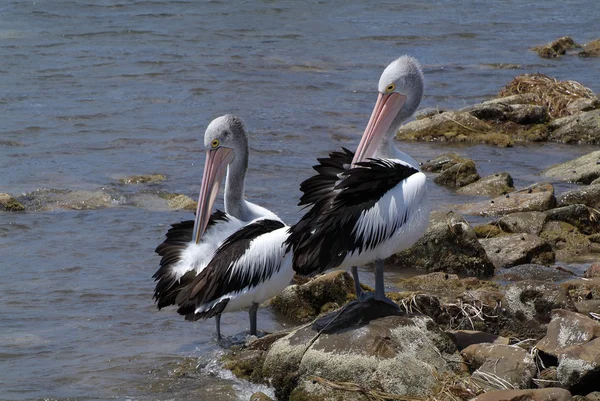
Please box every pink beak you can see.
[352,92,406,166]
[192,147,234,243]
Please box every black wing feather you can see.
[286,149,418,276]
[152,210,229,309]
[175,219,286,321]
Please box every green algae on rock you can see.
[0,193,25,211]
[118,173,166,184]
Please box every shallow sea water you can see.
[1,1,599,399]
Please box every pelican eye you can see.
[385,83,396,93]
[211,139,220,148]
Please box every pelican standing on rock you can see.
[287,56,430,306]
[153,115,289,339]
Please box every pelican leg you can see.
[249,302,259,336]
[374,259,399,309]
[215,314,222,341]
[351,266,364,299]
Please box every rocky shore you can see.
[3,52,600,401]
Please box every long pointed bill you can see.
[352,92,406,166]
[192,147,234,243]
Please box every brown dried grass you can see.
[498,73,595,119]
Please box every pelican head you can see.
[193,114,248,243]
[352,55,424,165]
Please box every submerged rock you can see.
[19,188,116,211]
[473,388,572,401]
[165,194,197,211]
[480,233,555,268]
[461,343,536,390]
[388,211,494,277]
[262,314,462,400]
[532,36,581,58]
[548,109,600,145]
[0,193,25,211]
[270,271,356,323]
[458,183,556,217]
[580,38,600,57]
[433,159,480,188]
[118,173,166,184]
[544,150,600,184]
[457,172,515,197]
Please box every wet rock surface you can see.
[18,188,117,211]
[580,38,600,57]
[532,36,581,58]
[457,172,515,197]
[557,185,600,209]
[388,211,494,276]
[497,211,547,235]
[433,159,480,188]
[118,173,166,184]
[544,150,600,184]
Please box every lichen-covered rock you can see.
[433,160,480,188]
[539,221,592,261]
[263,314,462,400]
[448,330,509,351]
[458,183,556,217]
[479,233,555,268]
[388,211,494,276]
[396,111,513,147]
[536,309,600,393]
[561,278,600,302]
[580,38,600,57]
[472,388,572,401]
[498,211,548,235]
[545,204,599,235]
[544,150,600,184]
[0,193,25,211]
[504,281,573,328]
[461,343,536,390]
[421,153,472,173]
[557,184,600,209]
[532,36,581,58]
[467,102,548,125]
[565,97,600,115]
[118,173,166,184]
[270,271,356,323]
[548,109,600,145]
[457,172,515,197]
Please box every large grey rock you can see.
[498,211,547,235]
[557,184,600,209]
[537,309,600,393]
[458,183,556,217]
[548,109,600,145]
[544,150,600,184]
[461,343,536,390]
[263,315,462,400]
[480,233,555,268]
[457,172,515,197]
[472,388,572,401]
[388,211,494,276]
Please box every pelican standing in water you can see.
[287,56,430,306]
[153,115,289,339]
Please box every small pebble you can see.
[505,194,510,198]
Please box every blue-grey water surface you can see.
[1,1,600,400]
